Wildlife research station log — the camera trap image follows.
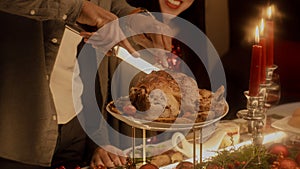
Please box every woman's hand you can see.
[90,145,127,169]
[125,13,173,67]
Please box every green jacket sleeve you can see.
[111,0,136,17]
[0,0,83,24]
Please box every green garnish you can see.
[196,145,273,169]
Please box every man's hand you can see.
[77,1,137,56]
[77,1,117,29]
[90,145,127,169]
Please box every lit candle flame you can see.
[260,18,265,36]
[267,5,272,20]
[255,26,260,44]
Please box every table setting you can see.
[86,3,300,169]
[110,3,300,169]
[75,2,300,169]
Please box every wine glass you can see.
[265,73,281,108]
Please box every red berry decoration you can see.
[58,166,66,169]
[227,163,234,169]
[206,164,219,169]
[74,165,81,169]
[234,160,241,167]
[269,143,289,158]
[175,161,194,169]
[139,163,159,169]
[279,158,298,169]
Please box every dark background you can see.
[222,0,300,118]
[127,0,300,119]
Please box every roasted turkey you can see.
[119,70,227,122]
[128,70,200,121]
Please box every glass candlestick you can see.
[266,65,278,83]
[243,91,266,165]
[265,65,281,108]
[243,91,265,145]
[258,83,269,128]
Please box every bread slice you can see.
[288,108,300,128]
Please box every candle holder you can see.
[237,91,265,165]
[258,83,269,126]
[266,64,278,84]
[265,65,281,108]
[243,91,265,145]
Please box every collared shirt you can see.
[49,27,83,124]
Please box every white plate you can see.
[271,116,300,134]
[124,139,174,158]
[269,102,300,134]
[267,102,300,117]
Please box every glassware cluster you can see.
[237,64,279,165]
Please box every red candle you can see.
[266,6,274,67]
[249,26,263,96]
[259,19,267,84]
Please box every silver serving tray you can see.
[106,101,229,131]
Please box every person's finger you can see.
[80,32,94,43]
[132,34,154,49]
[100,151,115,168]
[108,152,122,166]
[90,156,105,169]
[113,147,127,165]
[120,156,127,165]
[114,149,128,165]
[80,31,93,39]
[117,153,127,165]
[151,33,164,50]
[118,39,140,57]
[150,34,169,67]
[162,35,172,51]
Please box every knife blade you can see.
[114,46,162,74]
[65,23,166,74]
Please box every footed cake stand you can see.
[106,101,229,168]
